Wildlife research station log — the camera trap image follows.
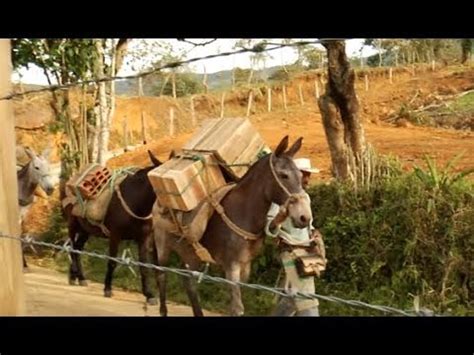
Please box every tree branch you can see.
[177,38,218,47]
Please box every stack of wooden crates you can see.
[148,117,268,212]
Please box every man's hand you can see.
[309,229,326,261]
[269,204,289,232]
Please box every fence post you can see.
[246,90,253,117]
[0,39,26,316]
[122,118,129,152]
[267,87,272,112]
[298,83,305,105]
[190,96,196,127]
[220,92,225,118]
[169,107,175,137]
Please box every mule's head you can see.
[266,136,312,228]
[25,147,54,196]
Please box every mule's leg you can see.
[22,246,29,271]
[225,262,244,316]
[104,237,119,298]
[137,237,157,305]
[182,262,204,317]
[153,231,171,317]
[68,218,80,285]
[240,262,251,283]
[74,232,89,286]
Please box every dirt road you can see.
[24,265,220,316]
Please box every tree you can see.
[12,38,130,178]
[461,39,473,64]
[234,39,273,84]
[301,47,326,69]
[318,40,367,181]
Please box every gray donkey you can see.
[17,146,55,269]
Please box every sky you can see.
[11,39,377,85]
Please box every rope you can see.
[115,184,153,220]
[207,195,260,241]
[269,153,292,197]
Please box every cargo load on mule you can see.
[148,117,270,263]
[62,163,138,236]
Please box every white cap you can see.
[293,158,320,174]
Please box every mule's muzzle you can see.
[45,186,54,196]
[292,215,311,228]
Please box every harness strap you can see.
[207,196,261,241]
[115,184,153,221]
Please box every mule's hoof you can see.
[147,297,158,305]
[79,280,88,287]
[104,290,113,298]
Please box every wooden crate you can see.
[182,117,266,179]
[66,164,112,200]
[148,152,226,211]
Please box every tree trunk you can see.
[247,69,254,85]
[202,66,208,94]
[95,39,129,165]
[318,40,367,181]
[94,40,109,165]
[172,71,177,99]
[461,39,472,64]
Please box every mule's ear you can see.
[41,147,52,160]
[274,136,289,157]
[286,137,303,157]
[148,150,162,167]
[24,146,36,160]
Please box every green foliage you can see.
[12,39,98,83]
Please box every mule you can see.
[153,136,312,316]
[61,150,163,304]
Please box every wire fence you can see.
[0,232,438,317]
[2,39,336,102]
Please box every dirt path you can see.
[24,265,220,316]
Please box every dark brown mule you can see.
[60,151,163,304]
[153,136,312,316]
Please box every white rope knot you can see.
[191,270,201,279]
[197,263,210,284]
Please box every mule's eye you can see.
[280,173,289,179]
[35,166,40,170]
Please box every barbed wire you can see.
[0,232,435,317]
[2,39,335,102]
